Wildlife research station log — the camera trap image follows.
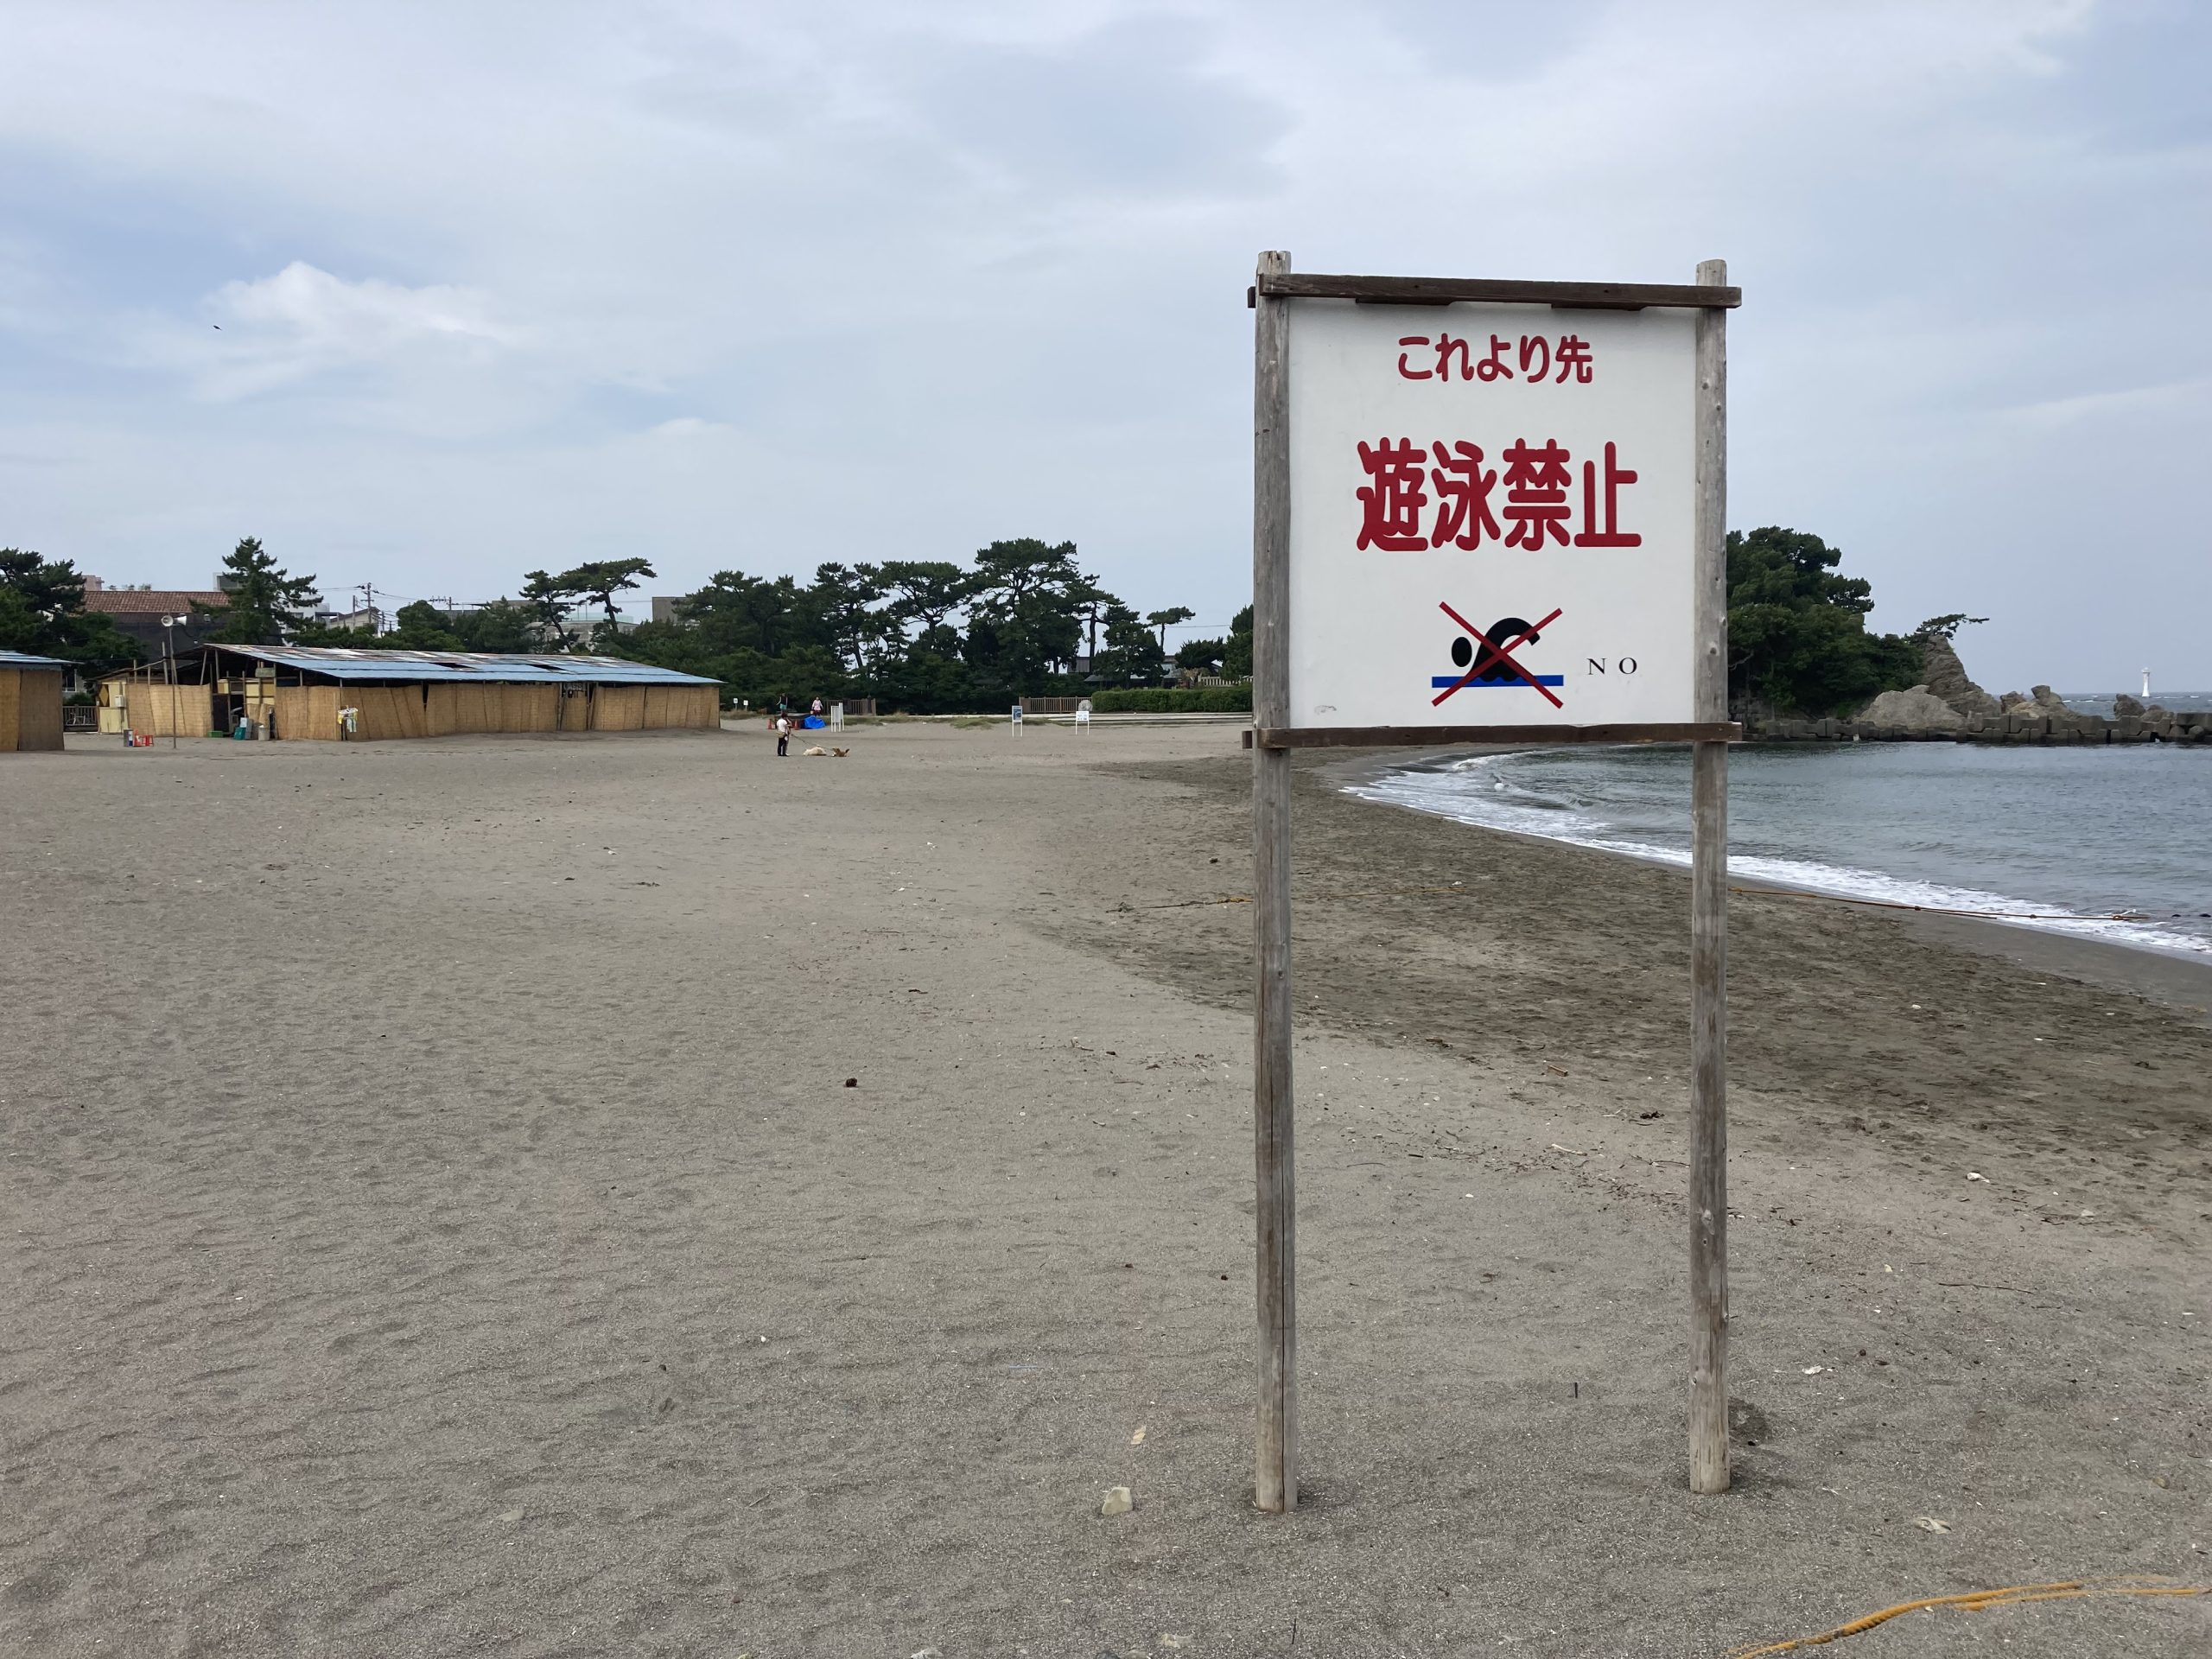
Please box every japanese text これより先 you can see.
[1395,333,1594,385]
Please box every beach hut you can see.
[99,645,721,741]
[0,651,68,753]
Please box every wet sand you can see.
[2,721,2206,1656]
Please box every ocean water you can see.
[2058,690,2212,718]
[1346,727,2212,961]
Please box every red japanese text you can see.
[1394,333,1597,384]
[1354,438,1431,551]
[1355,435,1641,552]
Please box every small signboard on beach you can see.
[1286,302,1698,731]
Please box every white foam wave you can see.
[1345,761,2212,962]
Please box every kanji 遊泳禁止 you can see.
[1357,435,1640,552]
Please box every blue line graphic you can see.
[1431,675,1565,688]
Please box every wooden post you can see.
[1688,257,1732,1495]
[1250,249,1297,1513]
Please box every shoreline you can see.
[1322,743,2212,1027]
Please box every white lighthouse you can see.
[2142,668,2152,701]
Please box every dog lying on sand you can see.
[801,746,850,758]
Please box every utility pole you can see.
[161,614,182,751]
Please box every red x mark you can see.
[1433,601,1565,709]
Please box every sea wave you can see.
[1345,753,2212,961]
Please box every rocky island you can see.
[1754,633,2206,745]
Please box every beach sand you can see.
[3,721,2206,1656]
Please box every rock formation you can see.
[1999,687,2072,717]
[2113,693,2145,719]
[1917,632,2002,719]
[1859,686,1966,732]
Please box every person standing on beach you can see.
[774,714,791,757]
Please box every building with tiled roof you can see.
[79,581,229,658]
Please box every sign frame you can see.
[1245,253,1738,1511]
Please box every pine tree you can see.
[207,537,320,645]
[519,570,576,648]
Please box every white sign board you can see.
[1286,301,1696,729]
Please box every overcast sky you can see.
[3,0,2205,690]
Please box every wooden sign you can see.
[1287,299,1700,734]
[1245,254,1740,1512]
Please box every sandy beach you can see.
[3,721,2207,1656]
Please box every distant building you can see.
[651,595,690,625]
[79,580,228,658]
[99,645,721,741]
[82,575,382,649]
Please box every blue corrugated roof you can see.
[0,650,71,669]
[207,645,719,685]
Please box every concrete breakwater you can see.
[1751,709,2211,744]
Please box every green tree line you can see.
[10,524,1938,721]
[603,542,1248,710]
[211,536,1247,713]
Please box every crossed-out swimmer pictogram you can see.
[1431,601,1566,709]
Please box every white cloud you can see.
[2000,376,2212,430]
[217,263,509,353]
[128,263,514,404]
